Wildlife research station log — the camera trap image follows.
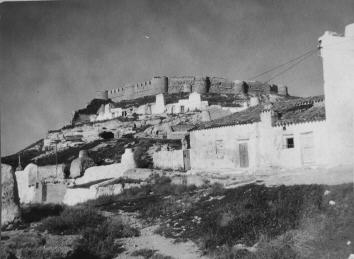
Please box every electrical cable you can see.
[264,50,318,83]
[247,47,319,80]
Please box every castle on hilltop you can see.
[96,76,289,101]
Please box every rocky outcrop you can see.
[1,164,20,227]
[69,150,95,178]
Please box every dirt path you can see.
[113,211,208,259]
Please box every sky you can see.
[0,0,353,155]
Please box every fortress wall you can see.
[107,87,125,100]
[96,90,108,100]
[108,77,168,101]
[246,82,273,95]
[192,77,209,94]
[168,76,195,93]
[168,76,208,94]
[104,76,280,101]
[209,77,245,94]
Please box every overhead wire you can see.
[263,37,354,83]
[264,50,319,83]
[247,47,319,81]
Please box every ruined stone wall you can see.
[168,76,195,93]
[107,76,168,101]
[168,76,210,94]
[209,78,244,94]
[246,82,271,95]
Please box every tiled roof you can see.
[193,95,325,131]
[194,105,263,130]
[171,124,196,132]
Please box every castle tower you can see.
[192,77,209,94]
[96,90,108,100]
[151,76,168,94]
[319,23,354,166]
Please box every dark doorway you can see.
[239,143,249,168]
[183,149,191,171]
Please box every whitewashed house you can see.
[95,103,123,121]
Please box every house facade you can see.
[190,100,328,171]
[189,23,354,171]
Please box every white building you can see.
[165,92,208,114]
[189,23,354,171]
[319,23,354,166]
[95,103,123,121]
[92,92,209,122]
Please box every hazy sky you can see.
[1,0,353,155]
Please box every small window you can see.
[215,140,224,159]
[284,136,294,149]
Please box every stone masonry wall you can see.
[100,76,283,102]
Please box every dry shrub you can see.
[37,206,104,235]
[68,218,140,259]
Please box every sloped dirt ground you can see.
[113,211,208,259]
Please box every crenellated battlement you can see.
[96,76,287,101]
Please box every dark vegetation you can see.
[131,248,158,258]
[68,218,139,259]
[71,98,113,125]
[98,131,114,140]
[99,177,142,187]
[84,175,198,215]
[112,95,156,109]
[21,203,64,224]
[130,248,173,259]
[3,173,353,258]
[156,184,325,249]
[84,178,354,258]
[37,207,105,235]
[201,93,247,107]
[5,205,140,259]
